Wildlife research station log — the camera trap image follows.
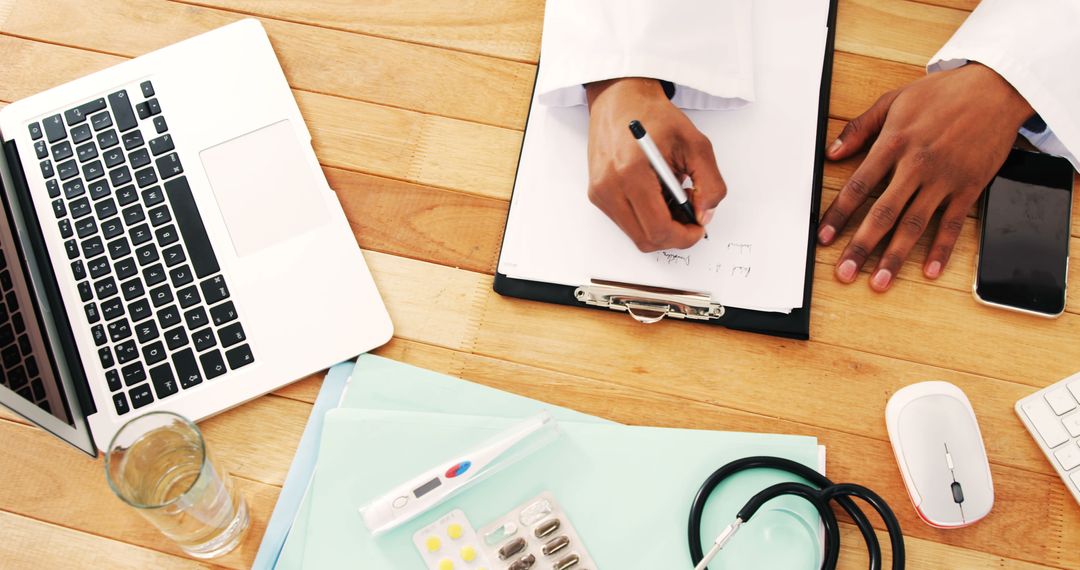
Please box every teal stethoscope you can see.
[689,456,906,570]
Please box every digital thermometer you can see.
[361,412,557,535]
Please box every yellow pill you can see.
[460,545,477,562]
[438,559,454,570]
[447,523,463,539]
[425,536,441,552]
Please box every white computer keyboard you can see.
[1016,371,1080,506]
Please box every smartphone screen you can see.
[976,149,1074,316]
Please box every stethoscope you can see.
[689,456,906,570]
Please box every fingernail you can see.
[837,259,858,283]
[818,225,835,244]
[871,268,893,291]
[828,138,843,155]
[700,208,716,226]
[925,261,942,279]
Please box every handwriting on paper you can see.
[655,251,691,266]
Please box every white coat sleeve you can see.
[928,0,1080,170]
[536,0,754,111]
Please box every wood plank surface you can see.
[1,0,1076,569]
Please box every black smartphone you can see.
[975,149,1075,317]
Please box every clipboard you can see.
[494,0,838,340]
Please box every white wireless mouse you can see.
[885,381,994,528]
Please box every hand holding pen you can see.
[584,77,726,252]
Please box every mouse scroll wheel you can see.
[950,481,965,504]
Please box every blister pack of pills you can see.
[414,509,494,570]
[477,491,596,570]
[413,492,596,570]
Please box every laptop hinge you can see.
[2,140,96,418]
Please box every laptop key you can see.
[174,348,202,389]
[98,346,114,369]
[226,344,254,370]
[149,134,174,156]
[201,276,229,304]
[185,307,208,330]
[136,101,151,120]
[89,179,110,201]
[129,382,153,409]
[141,81,154,98]
[112,392,130,416]
[156,153,184,179]
[40,159,55,179]
[58,159,79,180]
[54,200,67,219]
[149,205,171,226]
[84,302,100,324]
[64,179,86,200]
[94,276,118,300]
[74,217,96,240]
[219,322,245,348]
[87,256,110,279]
[150,284,172,307]
[193,328,216,352]
[46,180,60,198]
[106,370,122,392]
[122,362,147,387]
[43,114,66,143]
[130,223,152,246]
[115,340,138,364]
[77,281,93,302]
[83,160,105,181]
[147,98,161,116]
[121,277,144,301]
[108,90,137,132]
[156,225,178,246]
[51,141,73,162]
[142,186,164,207]
[151,363,180,398]
[97,129,119,150]
[63,239,78,260]
[58,219,73,239]
[71,260,86,281]
[28,122,43,140]
[103,147,124,168]
[177,285,200,309]
[108,319,131,342]
[70,198,91,219]
[34,140,47,159]
[129,299,152,322]
[81,236,104,258]
[157,305,181,329]
[137,243,160,265]
[153,116,168,134]
[135,320,159,343]
[71,123,92,145]
[164,326,188,350]
[108,237,131,260]
[142,341,167,366]
[135,166,158,188]
[90,112,113,132]
[129,148,151,169]
[116,185,138,206]
[143,263,166,286]
[163,244,185,267]
[101,297,124,321]
[122,130,144,151]
[170,265,193,288]
[91,324,107,347]
[110,165,132,187]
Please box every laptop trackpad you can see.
[200,120,328,257]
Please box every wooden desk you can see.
[0,1,1076,568]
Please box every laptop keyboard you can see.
[26,81,254,417]
[0,250,49,415]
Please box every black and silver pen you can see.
[628,119,699,227]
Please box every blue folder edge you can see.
[251,360,354,570]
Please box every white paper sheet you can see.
[499,0,831,313]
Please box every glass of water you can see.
[105,412,249,559]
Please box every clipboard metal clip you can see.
[574,279,724,324]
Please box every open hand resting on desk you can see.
[585,77,727,252]
[818,63,1035,292]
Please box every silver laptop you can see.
[0,19,393,455]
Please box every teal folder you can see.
[282,355,823,568]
